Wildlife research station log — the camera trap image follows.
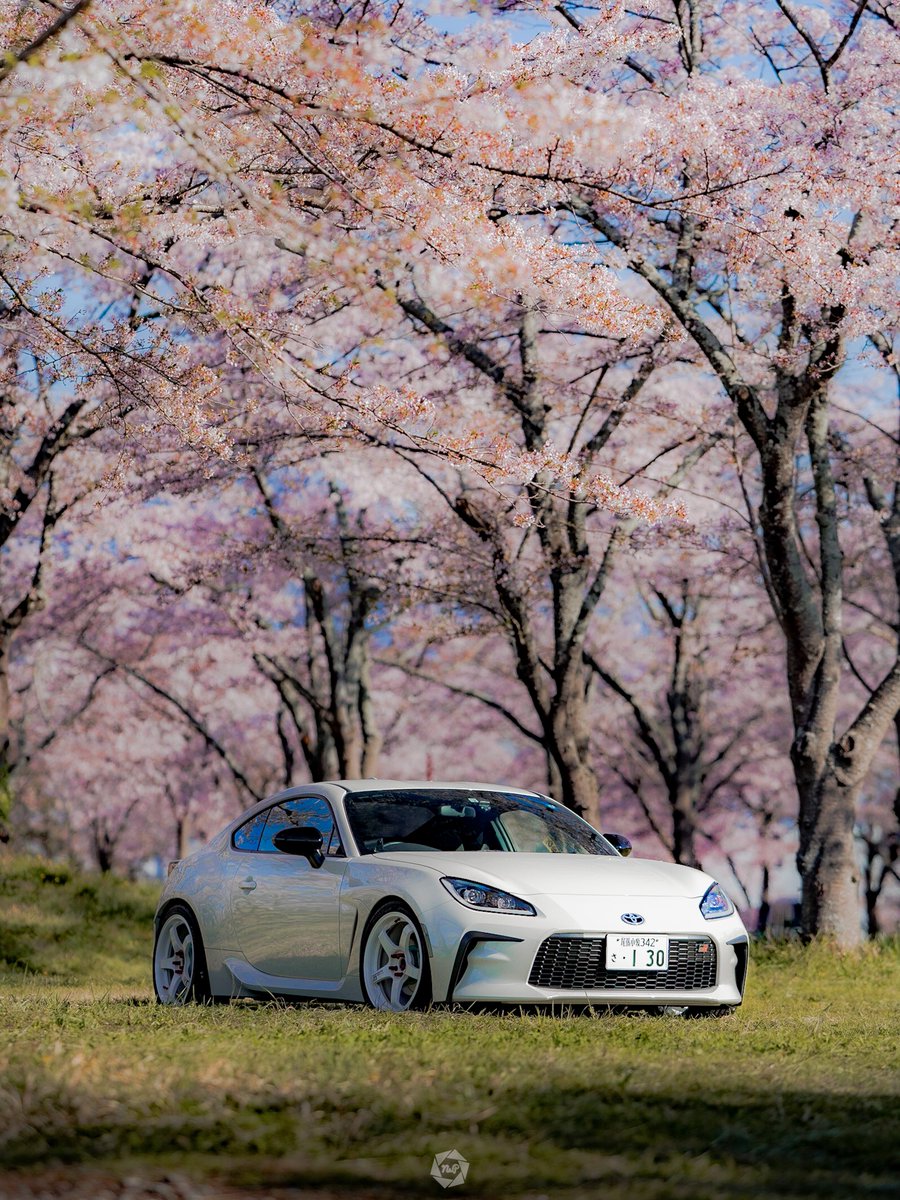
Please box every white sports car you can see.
[153,780,749,1014]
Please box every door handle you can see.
[238,877,257,892]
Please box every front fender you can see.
[340,859,459,996]
[340,859,530,1001]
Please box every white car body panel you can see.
[372,850,711,898]
[156,780,750,1009]
[231,855,347,980]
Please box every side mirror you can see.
[273,826,325,868]
[604,833,632,858]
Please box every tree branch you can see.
[564,197,771,448]
[0,0,92,84]
[84,644,263,802]
[377,656,544,745]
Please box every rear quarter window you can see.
[232,810,267,852]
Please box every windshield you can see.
[344,789,617,856]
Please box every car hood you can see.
[373,851,711,899]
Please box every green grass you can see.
[0,855,898,1199]
[0,855,158,990]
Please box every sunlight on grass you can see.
[0,855,897,1199]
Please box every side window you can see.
[259,797,343,856]
[233,810,268,853]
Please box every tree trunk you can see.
[671,785,702,868]
[796,767,861,944]
[311,717,340,781]
[0,641,11,842]
[857,821,898,939]
[757,865,771,936]
[337,700,363,779]
[548,684,598,816]
[667,599,704,869]
[572,201,895,945]
[358,652,381,777]
[865,880,880,938]
[546,750,563,803]
[93,825,115,873]
[175,813,191,861]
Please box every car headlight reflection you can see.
[700,881,734,919]
[441,877,536,915]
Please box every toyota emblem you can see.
[620,913,645,925]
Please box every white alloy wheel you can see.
[362,908,430,1011]
[154,911,197,1004]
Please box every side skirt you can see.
[223,956,363,1002]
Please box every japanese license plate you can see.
[606,934,669,971]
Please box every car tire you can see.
[153,902,214,1005]
[360,900,433,1012]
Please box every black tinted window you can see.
[345,790,615,856]
[259,797,342,855]
[233,810,267,852]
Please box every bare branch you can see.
[377,656,544,745]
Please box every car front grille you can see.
[528,935,718,991]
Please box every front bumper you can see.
[423,893,748,1007]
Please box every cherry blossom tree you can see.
[0,0,662,495]
[369,336,715,814]
[587,569,789,868]
[14,635,238,870]
[17,438,423,855]
[855,757,900,937]
[2,0,898,942]
[533,0,899,944]
[361,0,897,937]
[0,335,112,840]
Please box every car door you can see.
[230,796,347,980]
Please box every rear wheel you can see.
[360,902,432,1012]
[153,904,212,1005]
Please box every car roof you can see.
[225,777,549,835]
[332,779,542,796]
[231,780,546,825]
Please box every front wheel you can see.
[153,904,212,1004]
[360,902,432,1012]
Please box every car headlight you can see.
[441,877,536,915]
[700,881,734,919]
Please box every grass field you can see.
[1,855,898,1200]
